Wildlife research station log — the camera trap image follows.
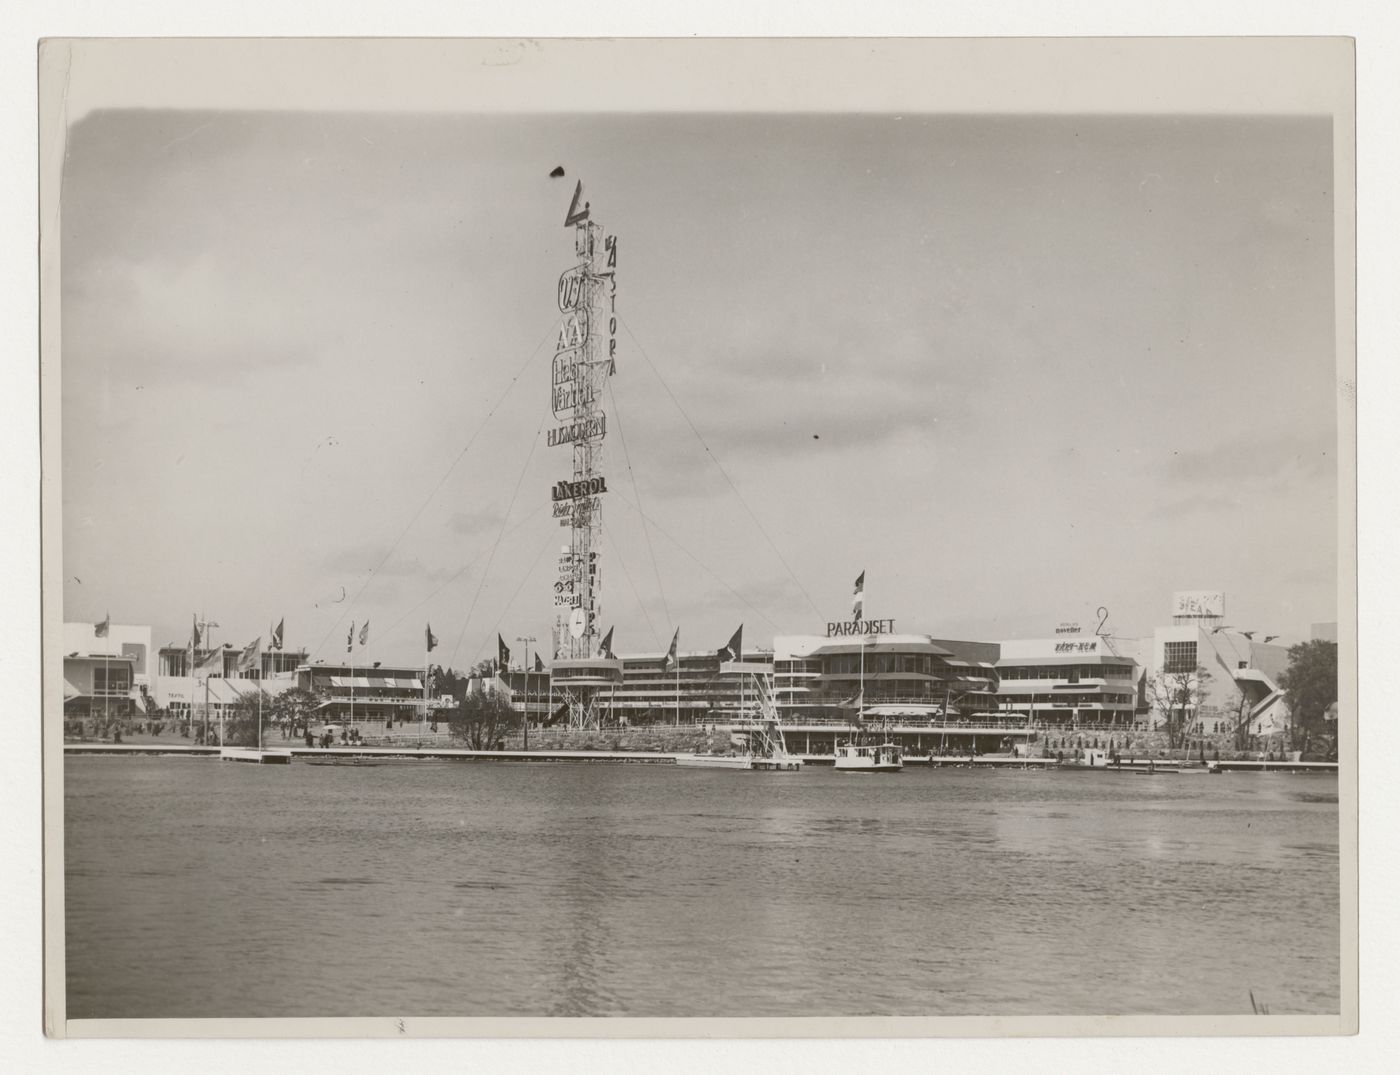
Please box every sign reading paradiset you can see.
[825,618,897,638]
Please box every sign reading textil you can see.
[826,618,897,638]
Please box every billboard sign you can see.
[1173,591,1225,619]
[547,415,606,448]
[551,477,607,502]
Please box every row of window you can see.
[997,664,1136,681]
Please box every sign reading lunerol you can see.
[826,618,897,638]
[551,477,607,502]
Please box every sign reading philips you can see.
[551,477,607,503]
[826,618,897,638]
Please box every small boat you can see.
[833,740,903,773]
[674,719,804,771]
[302,755,385,767]
[219,746,293,764]
[833,682,902,773]
[1057,748,1181,774]
[674,662,802,771]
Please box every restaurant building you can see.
[772,632,1000,723]
[993,635,1140,728]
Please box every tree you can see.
[219,688,268,747]
[449,689,519,749]
[218,685,320,747]
[1225,685,1254,752]
[1278,640,1338,757]
[1145,664,1212,751]
[269,688,321,731]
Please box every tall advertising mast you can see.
[548,181,622,729]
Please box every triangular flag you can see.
[498,634,511,671]
[359,621,370,647]
[94,613,110,639]
[426,623,438,652]
[853,570,865,620]
[192,614,202,648]
[534,653,545,673]
[599,626,615,659]
[718,625,742,663]
[270,617,284,650]
[663,628,679,671]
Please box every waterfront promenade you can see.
[62,740,1338,773]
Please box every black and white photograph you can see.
[38,37,1357,1038]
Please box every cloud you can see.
[1164,428,1336,489]
[447,509,506,538]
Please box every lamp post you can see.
[516,636,536,751]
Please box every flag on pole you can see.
[498,635,511,672]
[94,613,110,638]
[359,622,370,647]
[195,646,224,678]
[270,618,284,650]
[237,636,262,674]
[853,570,865,619]
[663,628,679,671]
[192,615,202,648]
[599,626,615,660]
[534,652,546,673]
[718,625,743,663]
[347,622,355,653]
[426,623,438,652]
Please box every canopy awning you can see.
[328,676,423,690]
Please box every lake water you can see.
[64,757,1340,1019]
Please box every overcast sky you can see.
[60,110,1337,667]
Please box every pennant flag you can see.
[192,614,202,648]
[94,613,110,638]
[853,570,865,619]
[718,625,743,663]
[599,626,615,660]
[564,179,590,226]
[426,623,439,652]
[534,652,546,673]
[359,621,370,647]
[237,636,262,673]
[662,628,679,671]
[347,622,355,653]
[195,647,224,678]
[498,635,511,671]
[270,617,284,650]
